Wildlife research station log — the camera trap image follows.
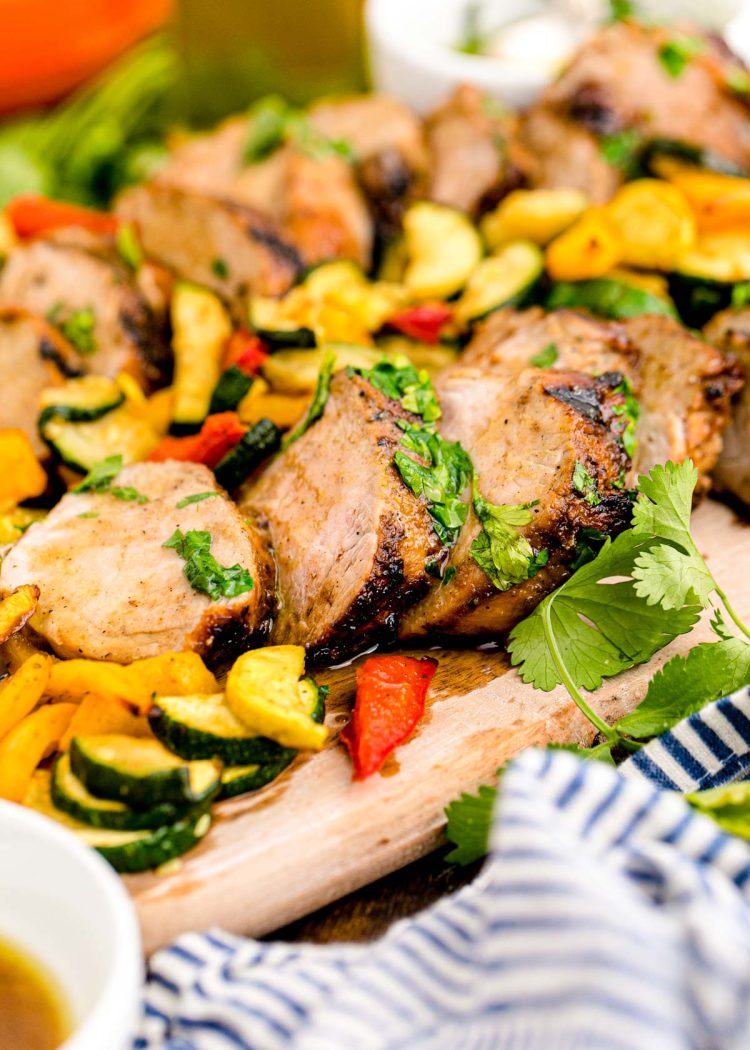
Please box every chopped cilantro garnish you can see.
[726,67,750,97]
[282,351,335,449]
[71,455,148,503]
[211,257,229,279]
[442,566,457,586]
[394,424,472,546]
[77,512,99,519]
[109,486,148,504]
[356,360,441,425]
[530,342,558,369]
[163,528,254,600]
[176,492,220,509]
[608,0,634,21]
[657,36,704,79]
[116,223,143,270]
[732,282,750,309]
[572,461,601,506]
[469,480,540,592]
[528,548,550,578]
[599,128,642,171]
[612,377,640,459]
[47,304,97,355]
[244,95,354,166]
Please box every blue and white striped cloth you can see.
[135,689,750,1050]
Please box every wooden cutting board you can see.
[128,499,750,954]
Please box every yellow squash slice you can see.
[0,702,76,802]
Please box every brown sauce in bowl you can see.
[0,939,70,1050]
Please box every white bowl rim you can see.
[0,799,142,1050]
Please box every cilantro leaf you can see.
[572,461,601,506]
[163,528,254,600]
[611,377,640,459]
[48,306,96,355]
[599,128,642,171]
[72,455,124,493]
[658,36,704,79]
[608,0,634,21]
[711,606,734,641]
[116,223,142,270]
[469,480,538,591]
[109,485,148,504]
[445,782,497,864]
[176,492,220,509]
[282,351,335,449]
[508,529,702,691]
[356,360,441,424]
[244,95,290,163]
[530,342,558,369]
[394,425,472,545]
[615,639,750,739]
[548,741,616,765]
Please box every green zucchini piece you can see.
[24,770,212,874]
[403,201,483,299]
[209,366,255,415]
[545,278,678,321]
[51,753,188,831]
[39,406,158,474]
[149,692,295,764]
[214,417,282,491]
[667,274,734,328]
[454,241,543,324]
[38,376,125,429]
[171,282,233,434]
[70,735,222,809]
[639,138,746,178]
[250,297,316,349]
[218,754,296,800]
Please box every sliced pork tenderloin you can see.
[240,370,446,663]
[399,368,633,641]
[703,307,750,505]
[0,461,274,664]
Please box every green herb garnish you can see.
[394,425,473,546]
[442,566,457,586]
[726,67,750,97]
[71,454,148,503]
[176,492,220,509]
[356,360,441,425]
[116,223,143,270]
[572,461,601,506]
[608,0,635,21]
[469,480,539,591]
[732,283,750,309]
[657,36,704,79]
[599,128,642,171]
[282,351,335,449]
[243,95,353,166]
[612,377,640,459]
[47,305,97,356]
[530,342,558,369]
[211,257,229,279]
[163,528,254,600]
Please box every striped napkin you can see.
[135,689,750,1050]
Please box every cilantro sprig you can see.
[657,35,704,79]
[394,424,473,546]
[47,304,97,356]
[244,95,354,165]
[72,455,148,503]
[356,360,441,425]
[163,528,254,600]
[470,482,546,591]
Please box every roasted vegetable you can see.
[7,195,119,238]
[236,380,309,431]
[385,303,454,344]
[545,208,622,282]
[170,282,233,433]
[213,418,282,491]
[0,652,52,740]
[0,429,47,509]
[0,585,40,646]
[664,169,750,231]
[39,392,160,474]
[480,188,588,249]
[38,376,125,427]
[149,412,247,469]
[0,702,76,802]
[546,277,677,320]
[218,755,296,800]
[226,646,328,751]
[262,344,386,395]
[70,734,222,808]
[403,202,483,299]
[605,179,695,271]
[454,241,544,325]
[59,693,151,751]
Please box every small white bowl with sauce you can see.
[365,0,747,114]
[0,799,142,1050]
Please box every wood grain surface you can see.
[128,499,750,954]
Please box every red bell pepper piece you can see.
[222,330,269,375]
[7,195,119,239]
[148,412,247,469]
[386,303,453,344]
[341,654,438,779]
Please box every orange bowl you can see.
[0,0,173,114]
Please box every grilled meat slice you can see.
[0,234,170,389]
[116,184,301,315]
[240,371,445,662]
[622,314,743,486]
[425,85,527,216]
[520,22,750,201]
[148,115,372,268]
[704,307,750,504]
[399,368,632,640]
[456,307,741,485]
[0,309,83,457]
[309,94,429,238]
[0,462,274,664]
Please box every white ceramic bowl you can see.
[0,800,142,1050]
[365,0,748,114]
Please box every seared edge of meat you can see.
[704,307,750,505]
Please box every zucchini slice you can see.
[70,735,222,809]
[51,753,188,831]
[39,405,159,474]
[480,188,588,250]
[209,366,255,415]
[38,376,125,428]
[300,260,366,296]
[669,231,750,325]
[24,770,212,874]
[262,344,386,395]
[171,282,233,434]
[545,278,677,321]
[213,417,282,491]
[218,754,296,800]
[149,693,294,764]
[403,202,483,299]
[250,297,316,349]
[639,138,746,179]
[454,241,543,324]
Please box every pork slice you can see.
[0,308,83,456]
[0,237,170,390]
[116,184,301,314]
[241,371,445,662]
[521,21,750,201]
[152,116,372,268]
[622,314,743,485]
[425,85,526,217]
[399,368,632,640]
[0,461,274,664]
[704,307,750,504]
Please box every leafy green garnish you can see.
[356,360,441,424]
[244,95,353,166]
[658,36,704,79]
[470,480,539,591]
[176,492,220,509]
[282,351,335,449]
[77,512,99,519]
[211,258,229,279]
[47,305,96,356]
[572,461,600,506]
[443,566,457,586]
[726,67,750,97]
[115,223,142,271]
[608,0,635,21]
[163,528,254,600]
[530,342,558,369]
[71,454,148,503]
[599,128,642,171]
[612,377,640,459]
[445,782,498,864]
[394,425,472,545]
[456,2,484,55]
[731,282,750,309]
